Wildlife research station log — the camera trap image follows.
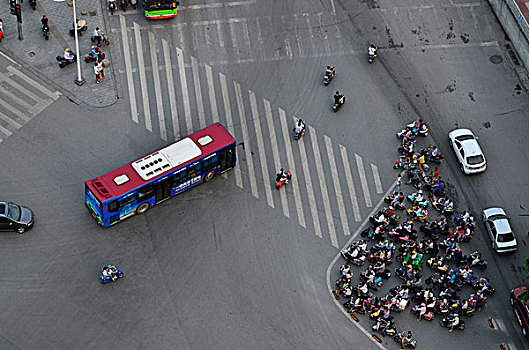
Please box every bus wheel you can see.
[136,202,150,214]
[204,170,215,182]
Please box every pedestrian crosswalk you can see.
[109,11,396,248]
[0,65,61,144]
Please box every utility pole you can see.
[72,0,85,86]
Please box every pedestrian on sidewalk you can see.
[0,19,4,42]
[96,58,105,79]
[395,174,402,191]
[94,62,102,84]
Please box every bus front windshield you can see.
[144,0,176,10]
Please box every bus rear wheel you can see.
[136,202,150,214]
[204,170,215,182]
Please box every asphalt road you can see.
[1,0,529,348]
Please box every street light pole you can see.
[72,0,85,86]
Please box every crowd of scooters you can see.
[335,120,495,348]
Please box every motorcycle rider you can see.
[368,44,378,57]
[41,15,49,32]
[92,27,102,46]
[0,19,4,42]
[294,119,305,136]
[276,168,289,184]
[448,313,460,332]
[325,65,335,78]
[401,331,413,349]
[63,48,74,61]
[108,0,117,11]
[334,91,344,105]
[90,45,103,60]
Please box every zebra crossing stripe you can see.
[340,145,361,223]
[1,87,33,110]
[0,74,48,105]
[191,56,206,130]
[265,101,288,215]
[177,48,193,135]
[371,164,383,194]
[355,153,372,207]
[0,121,13,136]
[325,135,349,236]
[149,32,167,141]
[296,118,322,237]
[162,39,180,140]
[120,15,138,124]
[133,22,152,132]
[234,82,258,199]
[205,64,219,123]
[0,110,22,129]
[279,111,305,227]
[250,91,274,209]
[219,73,243,188]
[309,125,338,248]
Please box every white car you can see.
[448,129,486,174]
[482,207,518,253]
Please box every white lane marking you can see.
[250,91,274,209]
[6,66,60,100]
[326,181,397,350]
[340,145,361,223]
[400,2,481,9]
[234,82,258,199]
[266,102,288,215]
[325,135,349,236]
[281,16,293,59]
[355,153,372,207]
[0,88,32,109]
[330,0,336,15]
[27,100,55,117]
[0,111,21,129]
[0,96,31,122]
[181,0,256,10]
[162,39,179,140]
[296,119,322,237]
[371,164,383,194]
[190,56,205,130]
[219,73,243,188]
[149,32,167,141]
[205,64,219,123]
[279,110,305,224]
[177,48,193,135]
[229,22,239,50]
[309,125,337,248]
[0,51,17,64]
[293,14,303,56]
[134,23,152,132]
[217,22,225,47]
[120,16,138,124]
[242,19,251,48]
[317,12,331,53]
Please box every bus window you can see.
[137,184,154,203]
[118,194,137,208]
[108,200,119,213]
[187,163,202,179]
[203,155,219,170]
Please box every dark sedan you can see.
[0,202,34,234]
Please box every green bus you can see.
[143,0,179,19]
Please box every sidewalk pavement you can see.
[0,0,118,107]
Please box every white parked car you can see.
[448,129,486,174]
[482,207,518,253]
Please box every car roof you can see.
[460,139,483,157]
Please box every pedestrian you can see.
[0,19,4,42]
[396,174,402,191]
[94,62,101,84]
[433,167,439,180]
[97,58,105,79]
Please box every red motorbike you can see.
[275,171,292,190]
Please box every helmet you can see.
[108,265,112,268]
[418,190,423,194]
[65,48,70,52]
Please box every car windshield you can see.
[497,232,515,242]
[467,155,484,165]
[456,135,474,142]
[7,203,21,221]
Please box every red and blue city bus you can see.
[85,123,236,227]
